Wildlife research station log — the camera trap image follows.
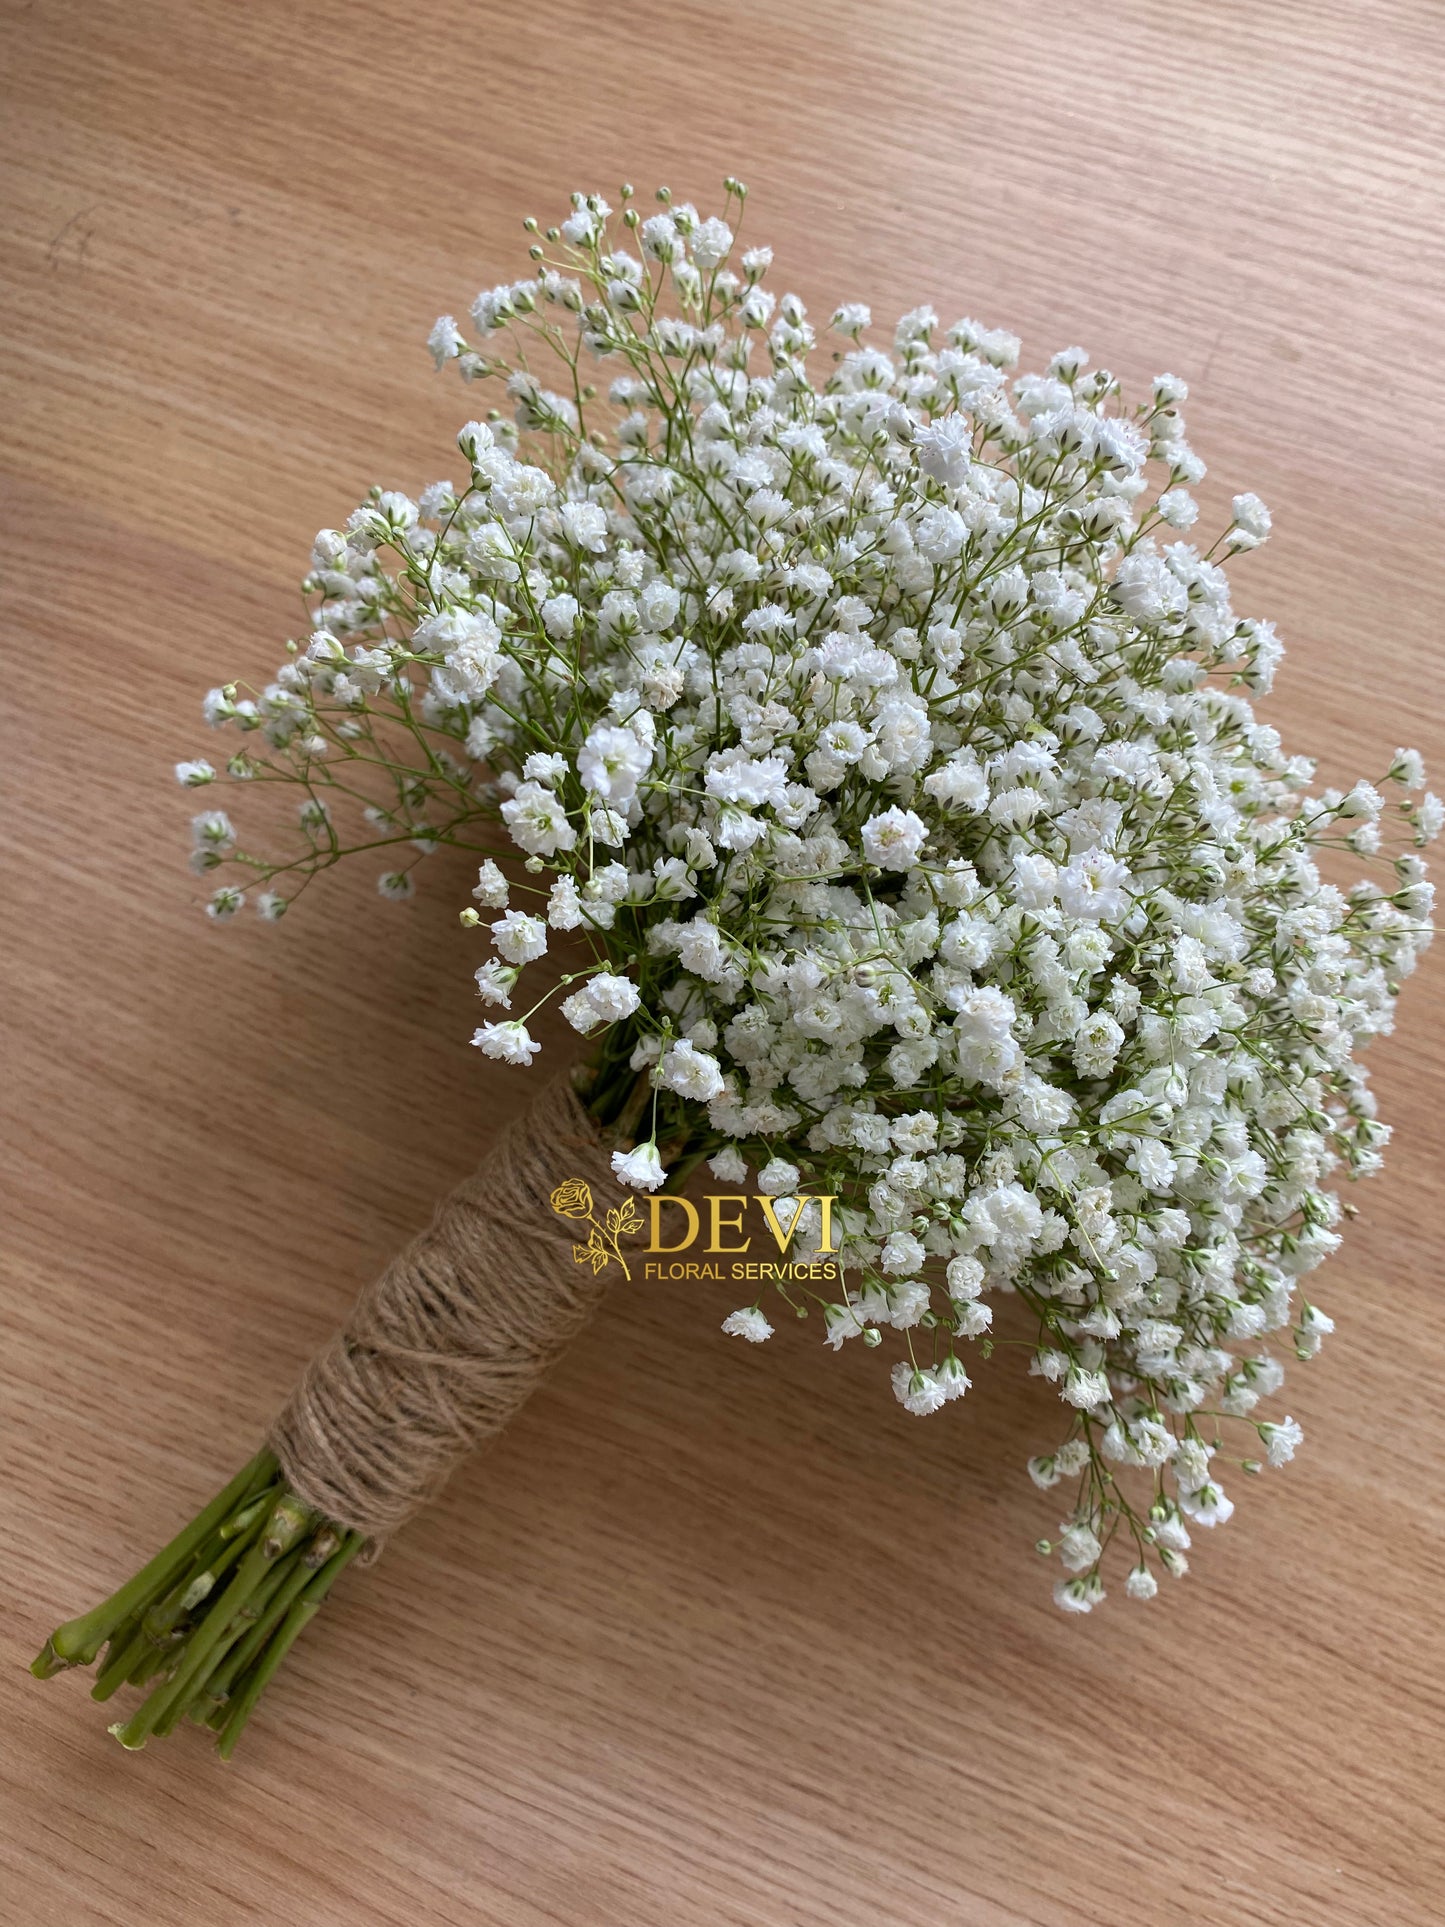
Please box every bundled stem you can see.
[32,1450,365,1754]
[33,1070,657,1754]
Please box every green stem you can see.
[146,1532,301,1741]
[216,1534,364,1759]
[172,1540,319,1728]
[32,1449,277,1675]
[190,1547,321,1724]
[34,1444,373,1755]
[107,1494,314,1750]
[89,1522,267,1703]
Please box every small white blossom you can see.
[757,1158,800,1196]
[831,302,871,338]
[1259,1416,1303,1466]
[428,314,465,366]
[1058,1521,1102,1572]
[579,723,652,804]
[560,500,609,551]
[861,806,928,871]
[472,1020,541,1065]
[690,217,733,269]
[562,970,640,1033]
[206,886,244,920]
[1229,492,1273,547]
[658,1039,725,1101]
[1156,489,1198,530]
[541,593,580,638]
[891,1362,948,1416]
[490,910,547,964]
[1389,747,1426,790]
[501,782,577,857]
[1062,1367,1111,1410]
[1177,1481,1235,1528]
[1053,1574,1105,1614]
[612,1141,666,1191]
[881,1230,926,1274]
[547,876,583,929]
[914,415,972,489]
[192,810,236,851]
[1125,1565,1159,1601]
[474,960,516,1008]
[722,1308,774,1343]
[472,860,510,907]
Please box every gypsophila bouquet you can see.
[37,179,1439,1753]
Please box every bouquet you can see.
[35,179,1439,1755]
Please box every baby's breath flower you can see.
[1228,491,1273,548]
[473,960,517,1008]
[1259,1416,1304,1466]
[611,1141,665,1191]
[472,1020,540,1065]
[205,886,245,921]
[1125,1565,1159,1600]
[192,810,235,852]
[722,1307,774,1343]
[182,179,1435,1615]
[472,860,509,907]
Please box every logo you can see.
[549,1177,841,1285]
[548,1179,642,1281]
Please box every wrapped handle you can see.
[268,1078,619,1543]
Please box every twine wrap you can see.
[268,1078,619,1544]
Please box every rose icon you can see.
[549,1178,593,1220]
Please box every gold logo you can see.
[550,1178,844,1287]
[549,1179,642,1281]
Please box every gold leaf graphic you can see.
[614,1197,643,1234]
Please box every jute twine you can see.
[268,1078,619,1545]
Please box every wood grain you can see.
[2,3,1442,1922]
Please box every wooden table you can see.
[3,3,1442,1921]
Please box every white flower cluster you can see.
[183,181,1438,1609]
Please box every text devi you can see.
[645,1194,839,1256]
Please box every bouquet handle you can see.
[270,1075,618,1544]
[33,1075,620,1752]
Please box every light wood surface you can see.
[3,3,1443,1922]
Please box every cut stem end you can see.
[33,1453,364,1755]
